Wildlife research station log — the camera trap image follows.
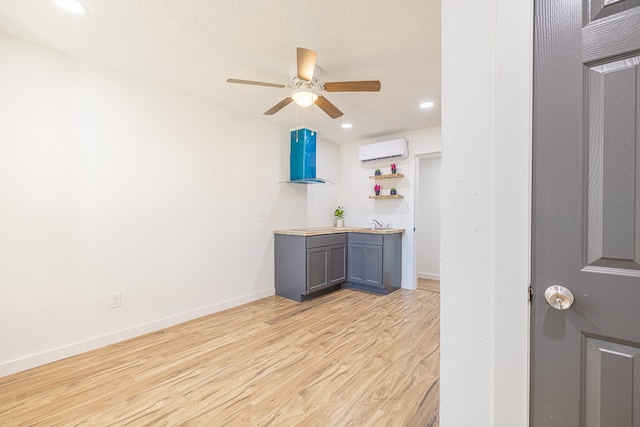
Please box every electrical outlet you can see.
[110,292,122,309]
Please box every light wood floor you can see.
[0,288,440,426]
[417,278,440,293]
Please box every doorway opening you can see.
[414,152,441,293]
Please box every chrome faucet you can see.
[373,219,384,229]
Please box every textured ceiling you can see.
[0,0,440,144]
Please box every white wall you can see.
[338,126,441,289]
[416,156,441,280]
[440,0,532,426]
[0,35,338,376]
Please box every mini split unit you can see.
[358,138,409,163]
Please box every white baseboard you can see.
[0,288,275,378]
[417,272,440,281]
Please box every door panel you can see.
[348,244,364,283]
[307,247,328,292]
[586,56,640,270]
[584,337,640,426]
[328,244,346,285]
[588,0,640,22]
[363,245,383,287]
[533,0,640,424]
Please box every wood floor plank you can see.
[0,288,440,426]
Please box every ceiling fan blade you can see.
[227,78,286,88]
[323,80,382,92]
[264,97,293,115]
[314,96,343,119]
[296,47,317,81]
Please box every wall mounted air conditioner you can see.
[358,138,409,163]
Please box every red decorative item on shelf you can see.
[374,184,381,196]
[390,163,397,174]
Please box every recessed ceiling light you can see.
[341,123,352,129]
[53,0,88,15]
[420,101,435,109]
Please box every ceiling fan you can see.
[226,47,381,119]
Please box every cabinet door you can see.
[307,246,329,293]
[348,243,364,284]
[363,245,383,287]
[328,244,346,285]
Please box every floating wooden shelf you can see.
[369,173,405,179]
[369,195,404,199]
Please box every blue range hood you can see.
[288,128,329,184]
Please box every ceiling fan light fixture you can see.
[291,88,318,107]
[53,0,88,15]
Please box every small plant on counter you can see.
[374,184,381,196]
[390,163,397,174]
[375,168,381,176]
[334,206,345,227]
[390,188,397,195]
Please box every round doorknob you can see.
[544,285,574,310]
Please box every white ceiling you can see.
[0,0,440,144]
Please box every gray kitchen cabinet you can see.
[346,232,401,295]
[275,233,347,302]
[307,243,347,292]
[347,243,382,287]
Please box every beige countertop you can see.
[273,226,405,236]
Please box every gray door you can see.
[532,0,640,425]
[328,244,347,285]
[363,245,383,287]
[307,246,329,292]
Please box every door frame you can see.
[493,0,533,424]
[440,0,533,425]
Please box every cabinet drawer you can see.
[348,233,383,246]
[307,233,346,248]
